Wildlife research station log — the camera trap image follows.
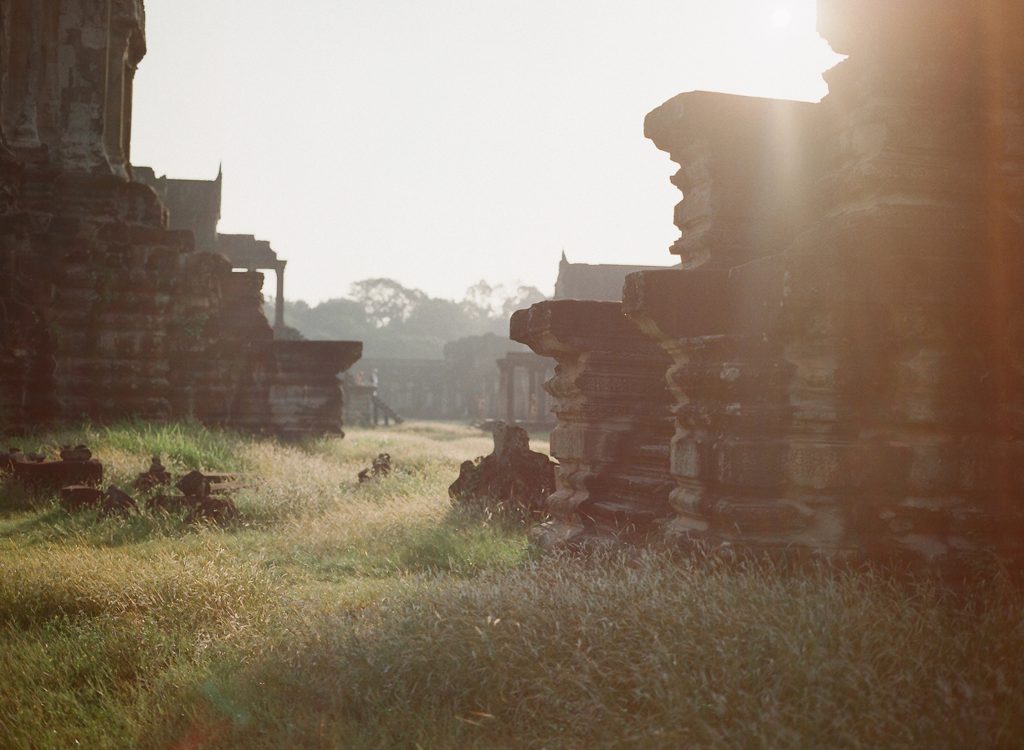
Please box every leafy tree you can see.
[501,285,547,318]
[350,278,427,328]
[399,297,478,339]
[462,279,508,321]
[268,277,550,353]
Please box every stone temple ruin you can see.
[0,0,361,437]
[513,0,1024,568]
[133,166,293,336]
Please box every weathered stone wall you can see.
[515,0,1024,568]
[0,0,361,437]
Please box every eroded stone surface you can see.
[358,453,392,483]
[450,422,556,523]
[9,455,104,491]
[510,301,674,544]
[618,0,1024,568]
[513,0,1024,569]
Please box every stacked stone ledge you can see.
[513,0,1024,569]
[510,300,675,547]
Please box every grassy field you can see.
[1,421,1023,749]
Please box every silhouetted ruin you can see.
[0,0,361,437]
[513,0,1024,568]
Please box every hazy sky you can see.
[131,0,840,303]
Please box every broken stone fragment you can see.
[176,470,210,498]
[170,469,243,524]
[134,455,172,491]
[12,456,103,491]
[449,422,556,523]
[358,453,393,482]
[59,444,93,462]
[60,485,104,512]
[185,495,238,525]
[373,453,392,477]
[99,487,139,517]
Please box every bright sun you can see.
[772,7,793,29]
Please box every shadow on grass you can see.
[0,492,261,548]
[0,507,66,537]
[278,509,534,583]
[0,479,49,515]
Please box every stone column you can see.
[624,265,820,547]
[55,0,115,171]
[511,300,675,546]
[104,1,145,176]
[625,93,829,551]
[533,361,552,422]
[507,363,516,422]
[496,358,508,422]
[2,0,41,148]
[644,91,820,270]
[274,260,286,331]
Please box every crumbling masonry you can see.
[0,0,361,437]
[513,0,1024,568]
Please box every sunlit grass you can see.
[1,421,1022,749]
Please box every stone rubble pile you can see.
[0,445,240,525]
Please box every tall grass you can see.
[1,421,1022,749]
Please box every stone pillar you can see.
[624,93,824,551]
[55,0,113,171]
[2,0,41,148]
[511,300,675,546]
[496,358,508,422]
[532,362,552,423]
[274,260,286,331]
[502,359,516,422]
[646,91,820,270]
[625,265,810,547]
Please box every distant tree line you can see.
[265,278,546,359]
